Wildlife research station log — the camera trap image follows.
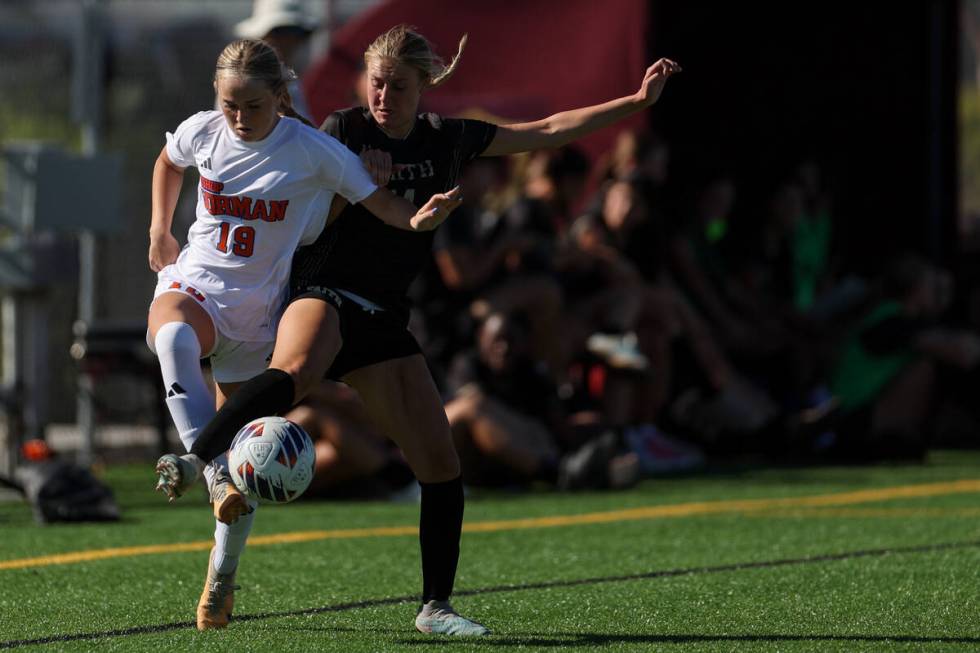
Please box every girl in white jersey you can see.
[147,38,461,631]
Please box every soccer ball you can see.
[228,416,315,503]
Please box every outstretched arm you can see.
[481,58,681,157]
[359,186,463,232]
[148,147,185,271]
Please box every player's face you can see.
[216,75,281,142]
[366,59,423,138]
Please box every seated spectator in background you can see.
[791,159,835,313]
[444,311,642,490]
[739,168,865,329]
[596,129,668,182]
[414,156,563,381]
[668,171,766,351]
[594,129,675,214]
[792,159,869,324]
[825,252,980,461]
[570,177,781,448]
[504,146,592,243]
[287,382,416,499]
[670,171,829,410]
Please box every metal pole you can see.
[74,0,104,467]
[1,296,22,476]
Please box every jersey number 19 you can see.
[217,222,255,257]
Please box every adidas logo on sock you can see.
[167,382,187,397]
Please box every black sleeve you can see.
[454,119,498,162]
[860,315,923,355]
[320,111,360,154]
[320,111,344,139]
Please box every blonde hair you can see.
[364,25,467,89]
[214,39,314,127]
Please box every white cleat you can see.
[415,600,490,636]
[154,453,204,501]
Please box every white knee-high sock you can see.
[154,321,255,574]
[154,321,226,484]
[213,501,257,574]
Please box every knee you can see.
[414,437,461,483]
[286,361,322,399]
[275,345,341,400]
[429,448,461,482]
[152,321,203,358]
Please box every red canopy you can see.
[303,0,650,162]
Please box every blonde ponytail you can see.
[364,25,467,89]
[429,33,467,89]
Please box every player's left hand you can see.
[360,148,393,186]
[411,186,463,231]
[635,58,682,107]
[148,231,180,272]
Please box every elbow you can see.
[538,121,564,147]
[156,151,183,176]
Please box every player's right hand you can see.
[360,148,393,186]
[411,186,463,231]
[635,58,682,107]
[148,231,180,272]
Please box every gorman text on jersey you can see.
[200,176,289,222]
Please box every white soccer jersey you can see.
[164,111,377,342]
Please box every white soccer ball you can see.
[228,416,315,503]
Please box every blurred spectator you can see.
[505,146,592,241]
[414,156,563,381]
[287,382,416,499]
[792,159,869,324]
[738,164,866,328]
[671,171,833,411]
[571,176,781,446]
[825,253,980,461]
[668,171,764,351]
[444,311,642,490]
[235,0,319,119]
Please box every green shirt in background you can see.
[792,210,832,311]
[830,301,916,412]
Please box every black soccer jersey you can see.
[290,107,497,312]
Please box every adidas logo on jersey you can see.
[200,156,212,170]
[167,382,187,398]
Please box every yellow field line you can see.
[2,479,978,571]
[742,506,980,518]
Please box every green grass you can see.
[1,451,979,651]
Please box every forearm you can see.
[150,150,183,237]
[484,57,678,157]
[360,188,425,231]
[485,94,645,156]
[542,94,645,147]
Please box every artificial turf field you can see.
[1,451,978,652]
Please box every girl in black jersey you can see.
[158,24,680,636]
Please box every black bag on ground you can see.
[10,459,120,524]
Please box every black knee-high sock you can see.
[419,476,464,603]
[190,369,295,463]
